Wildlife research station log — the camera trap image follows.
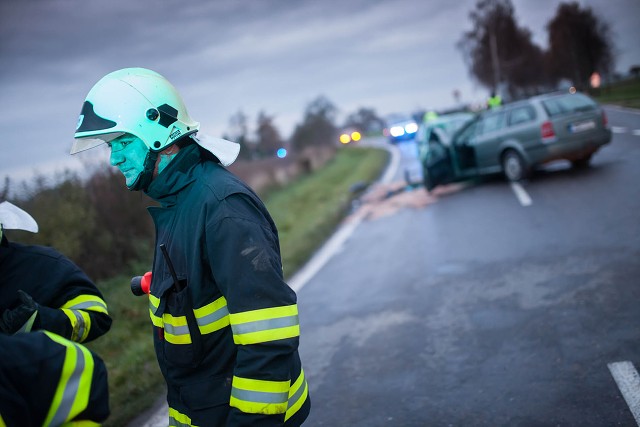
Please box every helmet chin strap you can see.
[127,150,158,191]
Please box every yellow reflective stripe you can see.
[162,313,191,344]
[168,407,197,427]
[229,304,297,324]
[229,305,300,345]
[0,413,6,427]
[148,295,163,327]
[230,376,290,415]
[149,294,160,310]
[61,295,108,315]
[43,332,95,427]
[194,296,229,335]
[285,369,309,421]
[64,421,101,426]
[60,309,91,343]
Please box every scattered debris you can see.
[350,180,466,221]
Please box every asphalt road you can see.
[296,106,640,426]
[139,106,640,426]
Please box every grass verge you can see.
[595,77,640,109]
[87,144,389,426]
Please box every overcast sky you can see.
[1,0,639,183]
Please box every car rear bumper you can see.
[527,128,611,164]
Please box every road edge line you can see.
[608,361,640,426]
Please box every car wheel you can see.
[571,154,592,169]
[502,150,528,182]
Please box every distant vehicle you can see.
[384,115,419,143]
[339,128,362,145]
[421,92,612,191]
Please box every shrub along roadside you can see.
[86,145,389,426]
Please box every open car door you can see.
[422,127,456,191]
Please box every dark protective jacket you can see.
[0,236,112,343]
[0,331,110,426]
[144,143,310,427]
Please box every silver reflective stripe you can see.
[71,310,86,341]
[50,343,85,426]
[232,387,289,405]
[66,301,107,311]
[196,305,229,326]
[163,322,190,336]
[168,416,192,427]
[288,379,307,409]
[231,315,299,335]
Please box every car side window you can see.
[508,106,536,126]
[478,112,506,135]
[454,120,480,144]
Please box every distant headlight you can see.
[390,126,405,137]
[351,131,361,142]
[405,123,418,134]
[340,133,351,144]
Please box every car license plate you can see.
[569,120,596,133]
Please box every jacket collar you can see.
[145,144,201,206]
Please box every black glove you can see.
[0,290,40,334]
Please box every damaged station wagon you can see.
[421,92,612,191]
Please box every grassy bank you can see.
[87,145,389,426]
[595,77,640,109]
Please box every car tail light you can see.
[541,121,556,143]
[602,110,608,127]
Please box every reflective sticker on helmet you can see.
[169,127,182,140]
[76,101,117,133]
[157,104,178,128]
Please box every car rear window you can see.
[542,94,597,117]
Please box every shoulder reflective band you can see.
[230,376,290,415]
[285,369,309,421]
[168,407,195,427]
[43,332,95,427]
[61,309,92,343]
[229,304,300,345]
[61,295,109,315]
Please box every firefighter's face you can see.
[108,134,149,188]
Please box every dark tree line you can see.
[458,0,615,98]
[226,97,385,158]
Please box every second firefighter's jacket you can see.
[0,237,112,343]
[145,143,310,427]
[0,331,110,426]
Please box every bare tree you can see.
[255,111,284,158]
[546,2,615,90]
[458,0,546,97]
[344,107,385,134]
[290,96,338,151]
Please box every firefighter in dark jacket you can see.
[0,202,112,343]
[71,67,310,426]
[0,330,110,426]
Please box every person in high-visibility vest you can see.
[0,202,112,343]
[0,330,110,426]
[71,68,310,426]
[487,91,502,109]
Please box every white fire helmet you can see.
[71,68,200,154]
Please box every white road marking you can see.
[632,130,640,136]
[612,126,627,133]
[510,182,532,207]
[608,361,640,426]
